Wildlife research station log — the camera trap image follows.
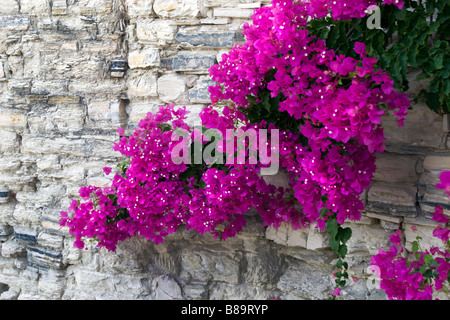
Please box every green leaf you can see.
[337,227,352,244]
[326,217,338,238]
[412,241,419,253]
[338,244,348,259]
[329,237,340,253]
[423,254,433,265]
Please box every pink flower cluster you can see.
[60,105,303,250]
[208,0,410,229]
[370,172,450,300]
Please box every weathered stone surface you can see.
[157,74,188,103]
[381,102,443,148]
[128,70,158,99]
[213,8,255,19]
[153,0,203,19]
[128,48,160,69]
[373,153,419,183]
[176,26,244,47]
[188,75,214,103]
[136,19,177,45]
[161,52,216,72]
[366,182,417,217]
[1,240,26,258]
[277,258,333,300]
[0,0,20,15]
[124,0,155,17]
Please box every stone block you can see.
[124,0,154,17]
[151,275,183,299]
[19,0,50,14]
[128,70,158,99]
[51,0,68,15]
[180,246,242,284]
[153,0,202,19]
[126,101,159,127]
[22,135,87,157]
[265,221,308,248]
[1,239,26,258]
[0,130,19,153]
[157,74,188,103]
[8,80,31,96]
[135,19,177,45]
[373,153,419,183]
[48,95,81,105]
[128,48,160,69]
[418,155,450,217]
[0,0,20,14]
[213,8,255,19]
[27,246,64,270]
[161,52,216,72]
[381,102,443,148]
[175,27,244,47]
[188,75,215,103]
[14,227,38,244]
[367,181,418,217]
[0,15,30,30]
[0,109,27,130]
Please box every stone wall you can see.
[0,0,449,300]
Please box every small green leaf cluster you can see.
[307,0,450,113]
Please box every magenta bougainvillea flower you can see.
[60,0,411,251]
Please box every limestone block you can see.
[403,221,443,252]
[153,0,202,19]
[7,80,31,96]
[344,221,392,254]
[19,0,50,14]
[265,221,308,248]
[213,7,255,19]
[0,15,30,31]
[180,246,242,284]
[126,101,159,127]
[157,74,188,103]
[87,101,111,122]
[12,204,41,224]
[128,48,160,69]
[22,135,87,157]
[135,19,177,45]
[27,246,64,270]
[160,52,216,72]
[277,259,332,300]
[188,75,215,103]
[0,0,20,14]
[176,26,244,47]
[152,275,183,299]
[0,130,19,153]
[381,102,443,148]
[51,0,68,15]
[37,232,64,250]
[124,0,154,17]
[1,239,26,258]
[127,70,158,99]
[373,153,419,184]
[0,109,27,130]
[14,227,38,244]
[419,155,450,217]
[306,224,330,251]
[366,182,417,216]
[178,104,204,127]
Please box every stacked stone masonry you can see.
[0,0,448,300]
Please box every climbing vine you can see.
[60,0,450,299]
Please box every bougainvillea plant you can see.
[59,0,449,299]
[370,171,450,300]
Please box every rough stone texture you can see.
[0,0,448,302]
